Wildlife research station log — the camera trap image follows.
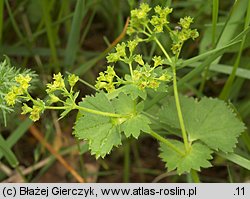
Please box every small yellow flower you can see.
[15,74,32,91]
[30,105,43,122]
[53,72,65,88]
[4,91,17,106]
[46,83,57,93]
[48,94,60,103]
[134,55,144,65]
[68,74,79,88]
[21,103,32,114]
[152,56,163,67]
[12,86,24,95]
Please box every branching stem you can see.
[154,37,190,152]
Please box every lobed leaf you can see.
[121,114,151,138]
[74,92,151,158]
[113,93,151,138]
[159,140,213,174]
[74,114,121,158]
[159,96,246,152]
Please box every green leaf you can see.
[81,92,114,113]
[121,84,147,100]
[112,92,135,114]
[121,114,151,138]
[74,114,121,158]
[113,93,151,138]
[159,140,213,174]
[59,108,72,120]
[74,92,120,158]
[159,96,246,152]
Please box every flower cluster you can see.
[22,99,45,121]
[45,73,79,109]
[127,3,151,35]
[96,36,172,93]
[127,3,199,56]
[127,3,172,35]
[106,38,141,64]
[4,72,79,121]
[132,56,171,90]
[150,6,173,33]
[95,66,119,93]
[46,72,65,93]
[170,16,199,55]
[4,74,32,106]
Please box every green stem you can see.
[129,62,134,78]
[45,106,66,110]
[76,105,125,118]
[172,65,190,151]
[212,0,219,48]
[154,38,172,64]
[123,140,130,182]
[45,105,126,118]
[148,130,185,156]
[190,169,200,183]
[154,37,189,152]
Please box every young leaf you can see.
[159,140,213,174]
[159,96,246,152]
[113,93,151,138]
[121,114,151,138]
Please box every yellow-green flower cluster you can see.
[150,6,173,33]
[21,99,45,122]
[4,74,32,106]
[127,3,172,35]
[45,72,79,107]
[95,66,118,93]
[5,72,80,122]
[106,39,141,64]
[170,16,199,55]
[127,3,151,35]
[68,74,79,88]
[46,72,65,93]
[132,60,171,90]
[107,42,128,63]
[152,56,164,68]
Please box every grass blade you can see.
[0,136,19,167]
[212,0,219,48]
[187,62,250,80]
[4,0,25,43]
[64,0,87,68]
[0,0,3,44]
[217,152,250,171]
[41,0,59,70]
[0,118,33,159]
[219,1,250,100]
